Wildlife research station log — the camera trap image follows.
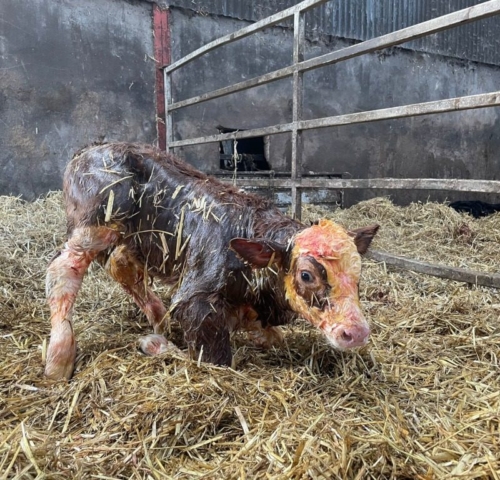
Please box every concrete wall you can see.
[169,7,500,206]
[0,0,156,199]
[2,1,500,206]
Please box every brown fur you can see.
[45,142,378,380]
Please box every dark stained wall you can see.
[2,0,500,206]
[0,0,156,199]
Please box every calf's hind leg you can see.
[233,305,284,349]
[105,245,167,334]
[45,226,120,380]
[104,246,181,357]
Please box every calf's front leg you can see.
[172,293,232,366]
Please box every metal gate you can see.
[163,0,500,222]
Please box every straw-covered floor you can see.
[1,192,499,479]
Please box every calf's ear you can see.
[230,238,286,268]
[348,224,380,254]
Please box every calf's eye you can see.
[301,271,313,283]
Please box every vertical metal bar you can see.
[291,10,305,220]
[164,68,173,153]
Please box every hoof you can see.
[45,337,77,381]
[44,354,75,381]
[138,334,183,357]
[247,326,284,349]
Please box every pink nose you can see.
[334,323,370,349]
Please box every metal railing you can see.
[164,0,500,219]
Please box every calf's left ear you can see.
[348,224,380,254]
[230,238,286,268]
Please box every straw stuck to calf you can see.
[45,143,378,380]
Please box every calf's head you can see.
[230,220,379,350]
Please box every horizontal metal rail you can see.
[219,177,500,193]
[167,0,500,111]
[165,0,328,74]
[169,91,500,148]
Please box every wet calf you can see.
[45,143,379,380]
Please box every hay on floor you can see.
[1,192,499,479]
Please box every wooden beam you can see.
[367,250,500,289]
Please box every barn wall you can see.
[3,0,500,206]
[0,0,156,199]
[169,7,500,206]
[163,0,500,67]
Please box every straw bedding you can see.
[1,192,499,479]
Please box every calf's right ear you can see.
[230,238,286,268]
[348,224,380,255]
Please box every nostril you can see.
[341,330,353,343]
[331,324,369,349]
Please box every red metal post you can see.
[153,5,170,150]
